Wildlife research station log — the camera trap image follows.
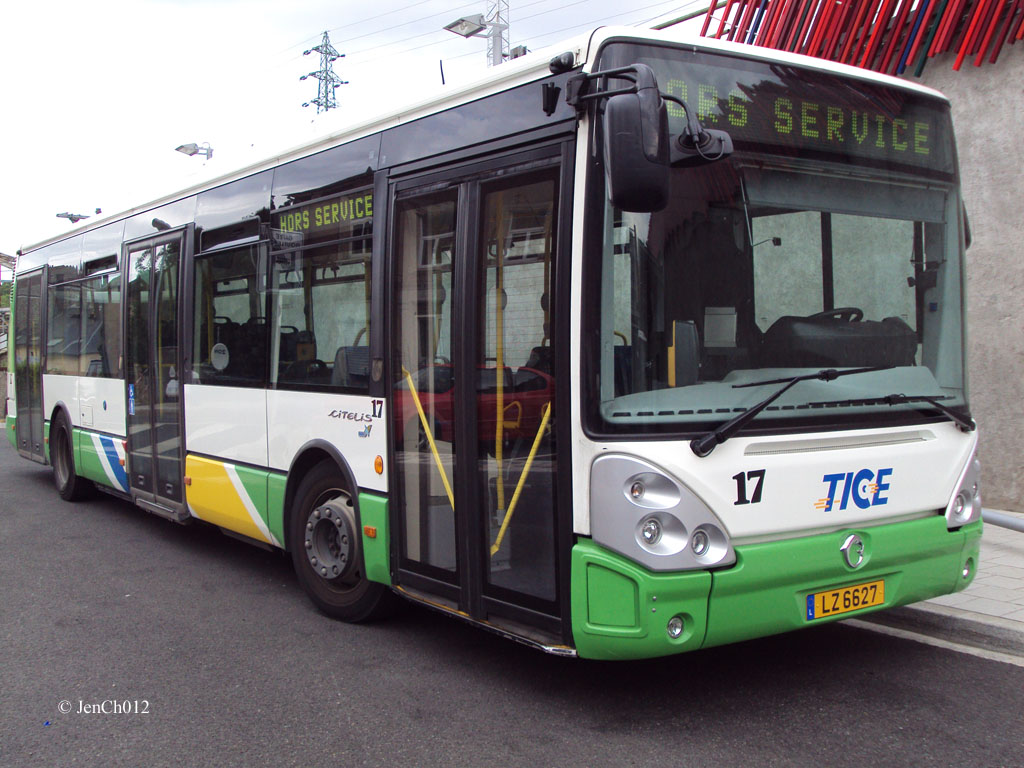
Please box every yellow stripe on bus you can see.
[185,455,274,545]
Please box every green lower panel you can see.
[572,516,981,660]
[75,429,118,491]
[571,539,711,660]
[267,472,287,548]
[702,515,981,649]
[6,415,15,448]
[233,462,272,537]
[359,493,391,585]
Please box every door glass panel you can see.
[477,174,558,601]
[126,247,154,492]
[153,242,182,501]
[393,191,457,575]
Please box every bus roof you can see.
[19,24,949,257]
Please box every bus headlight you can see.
[640,517,662,546]
[944,451,981,529]
[591,455,735,571]
[691,529,710,556]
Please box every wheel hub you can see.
[303,495,358,582]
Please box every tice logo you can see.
[815,468,892,512]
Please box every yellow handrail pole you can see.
[490,401,551,556]
[401,365,455,510]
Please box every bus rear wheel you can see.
[50,413,93,502]
[289,460,395,622]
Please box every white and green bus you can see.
[9,26,981,659]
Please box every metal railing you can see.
[983,509,1024,533]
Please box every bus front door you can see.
[123,231,188,521]
[391,149,565,643]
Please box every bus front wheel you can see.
[288,460,395,622]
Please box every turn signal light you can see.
[374,455,384,475]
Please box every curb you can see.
[857,602,1024,659]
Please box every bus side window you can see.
[81,272,121,377]
[269,244,372,391]
[192,244,268,386]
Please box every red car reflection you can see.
[395,363,553,445]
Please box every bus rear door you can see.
[123,229,190,521]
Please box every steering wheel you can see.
[810,307,863,322]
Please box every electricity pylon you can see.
[301,31,348,113]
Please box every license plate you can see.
[806,579,885,620]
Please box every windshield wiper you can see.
[690,366,892,458]
[802,393,976,432]
[882,393,976,432]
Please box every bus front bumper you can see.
[570,515,981,660]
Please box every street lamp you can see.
[444,11,509,67]
[444,14,488,37]
[175,142,213,160]
[57,212,90,224]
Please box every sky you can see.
[0,0,708,275]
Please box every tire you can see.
[50,414,93,502]
[288,460,396,622]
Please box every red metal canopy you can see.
[699,0,1023,74]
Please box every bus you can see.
[8,25,981,660]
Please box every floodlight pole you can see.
[486,0,510,67]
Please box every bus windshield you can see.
[587,42,966,435]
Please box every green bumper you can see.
[571,515,982,661]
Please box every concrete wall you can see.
[911,50,1024,512]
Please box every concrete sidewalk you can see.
[861,509,1024,658]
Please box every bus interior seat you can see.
[277,326,299,363]
[331,346,370,388]
[278,330,318,381]
[524,345,552,375]
[294,330,316,362]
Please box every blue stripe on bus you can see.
[100,436,128,492]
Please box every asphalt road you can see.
[2,441,1022,767]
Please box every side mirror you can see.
[602,80,669,212]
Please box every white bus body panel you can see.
[42,374,77,428]
[184,384,269,468]
[574,422,976,543]
[42,374,126,437]
[77,377,127,436]
[266,390,387,493]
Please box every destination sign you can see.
[602,44,955,174]
[271,189,373,248]
[663,79,934,159]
